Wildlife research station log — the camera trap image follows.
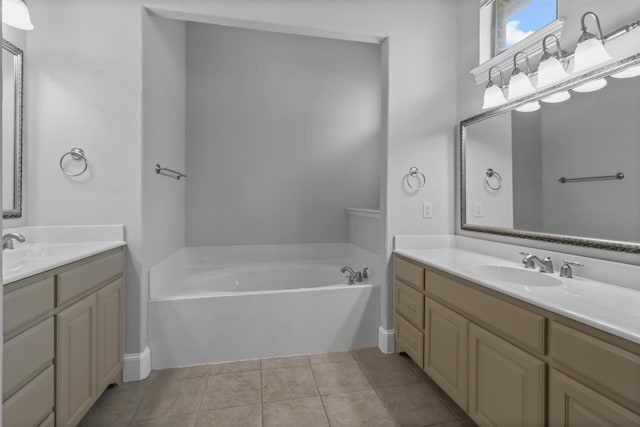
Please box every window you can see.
[482,0,557,57]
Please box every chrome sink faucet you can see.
[519,252,554,273]
[3,232,26,250]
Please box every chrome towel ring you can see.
[485,168,503,190]
[59,148,88,177]
[404,167,426,192]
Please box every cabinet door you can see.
[56,293,98,427]
[97,279,124,392]
[424,299,468,412]
[469,323,545,427]
[549,369,640,426]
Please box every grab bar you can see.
[156,164,186,180]
[558,172,624,183]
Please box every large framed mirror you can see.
[2,39,24,218]
[460,53,640,253]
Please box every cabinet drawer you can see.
[4,277,54,335]
[425,268,546,354]
[38,413,55,427]
[550,321,640,409]
[395,280,424,329]
[395,257,424,290]
[396,315,424,368]
[58,251,123,305]
[3,318,54,399]
[3,365,54,427]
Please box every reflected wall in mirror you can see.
[461,54,640,253]
[2,39,23,218]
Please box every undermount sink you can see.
[471,265,563,287]
[3,243,95,275]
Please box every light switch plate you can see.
[474,201,483,217]
[423,202,433,218]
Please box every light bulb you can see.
[542,91,571,103]
[573,38,611,73]
[508,72,535,100]
[516,102,540,113]
[537,56,569,89]
[612,64,640,79]
[573,78,607,93]
[482,84,507,109]
[1,0,34,30]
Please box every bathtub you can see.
[148,243,380,369]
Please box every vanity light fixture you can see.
[482,66,508,109]
[508,51,535,100]
[572,12,611,74]
[612,64,640,79]
[537,35,571,103]
[2,0,33,30]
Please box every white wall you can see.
[24,0,144,354]
[465,112,514,228]
[540,78,640,242]
[512,111,543,232]
[457,0,640,264]
[185,23,381,246]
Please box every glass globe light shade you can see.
[541,91,571,104]
[612,65,640,79]
[573,38,611,73]
[573,78,608,93]
[515,101,540,113]
[508,72,535,100]
[1,0,34,30]
[482,84,507,109]
[537,56,569,89]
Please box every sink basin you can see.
[471,265,563,287]
[4,243,89,263]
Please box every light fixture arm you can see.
[487,65,506,88]
[512,51,532,74]
[542,34,565,61]
[579,11,606,43]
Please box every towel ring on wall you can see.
[404,167,426,192]
[59,148,88,177]
[485,168,503,190]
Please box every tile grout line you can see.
[260,359,265,427]
[307,354,333,427]
[125,372,160,426]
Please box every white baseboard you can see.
[378,327,395,354]
[123,346,151,382]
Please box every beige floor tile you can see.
[261,355,309,370]
[200,371,262,411]
[357,354,422,388]
[308,351,354,365]
[196,404,262,427]
[429,422,465,427]
[262,366,319,403]
[376,383,457,426]
[351,347,394,360]
[154,365,210,383]
[311,360,371,395]
[78,388,143,427]
[263,397,330,427]
[322,389,398,427]
[209,359,261,376]
[133,377,206,420]
[129,413,197,427]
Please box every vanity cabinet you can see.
[393,254,640,427]
[3,248,124,427]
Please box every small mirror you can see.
[2,39,24,218]
[460,54,640,253]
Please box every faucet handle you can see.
[560,260,583,278]
[362,267,369,279]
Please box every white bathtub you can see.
[148,243,380,369]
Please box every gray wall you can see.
[185,24,381,246]
[512,111,543,232]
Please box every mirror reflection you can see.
[463,59,640,247]
[2,39,23,218]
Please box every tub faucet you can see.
[340,266,362,285]
[519,252,554,273]
[3,232,25,250]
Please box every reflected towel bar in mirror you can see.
[558,172,624,183]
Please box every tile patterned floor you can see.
[79,349,477,427]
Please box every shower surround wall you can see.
[185,24,381,246]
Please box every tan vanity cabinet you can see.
[3,247,125,427]
[468,323,545,427]
[393,254,640,427]
[424,298,468,411]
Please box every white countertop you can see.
[3,225,127,285]
[4,241,126,285]
[395,246,640,345]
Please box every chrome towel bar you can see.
[156,164,186,180]
[559,172,624,183]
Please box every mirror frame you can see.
[459,52,640,254]
[2,39,24,219]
